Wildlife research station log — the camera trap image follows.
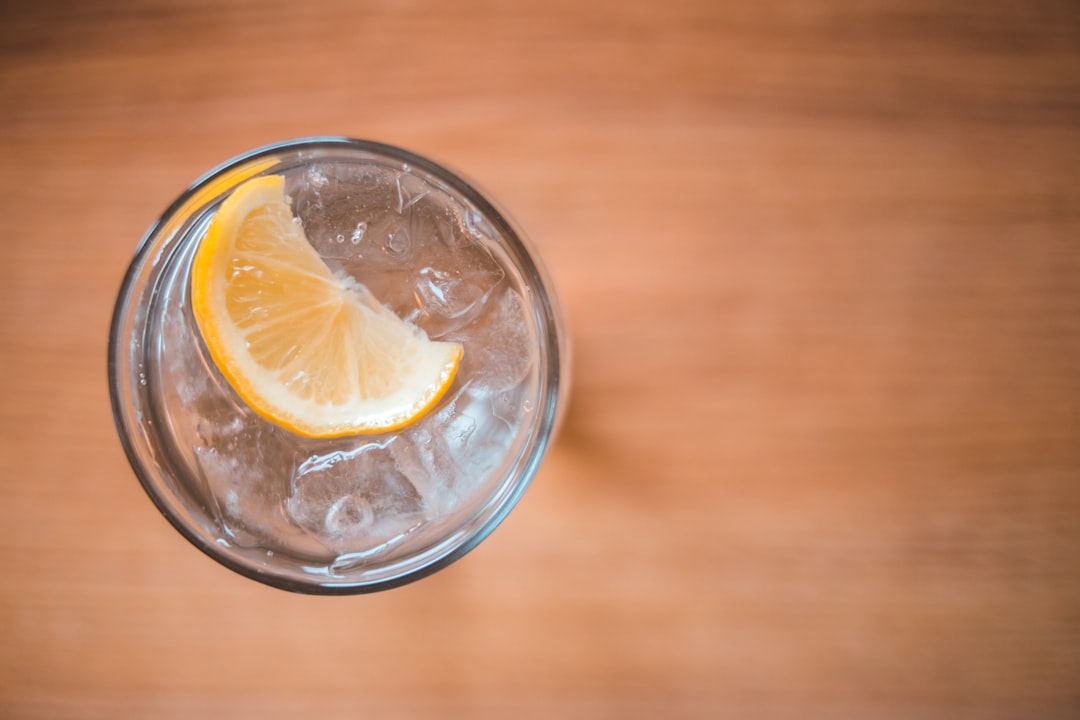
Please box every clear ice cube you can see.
[412,240,506,337]
[192,419,304,551]
[290,163,508,338]
[391,384,474,519]
[449,286,535,393]
[290,163,398,260]
[390,379,518,520]
[285,439,425,554]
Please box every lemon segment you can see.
[191,174,462,438]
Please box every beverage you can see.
[109,138,566,593]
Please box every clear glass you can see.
[109,138,567,594]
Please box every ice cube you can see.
[326,180,444,320]
[390,423,459,520]
[391,380,516,519]
[289,165,509,341]
[328,187,507,337]
[413,240,506,332]
[449,286,535,393]
[192,419,299,550]
[384,286,539,518]
[403,198,506,336]
[285,439,425,554]
[290,163,398,259]
[390,383,477,518]
[164,337,245,433]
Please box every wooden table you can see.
[2,1,1078,717]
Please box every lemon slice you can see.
[191,174,462,438]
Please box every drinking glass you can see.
[109,137,567,593]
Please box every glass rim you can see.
[108,136,565,594]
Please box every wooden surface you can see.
[2,0,1079,717]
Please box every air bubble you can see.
[385,228,410,256]
[350,222,367,244]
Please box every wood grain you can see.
[1,0,1079,717]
